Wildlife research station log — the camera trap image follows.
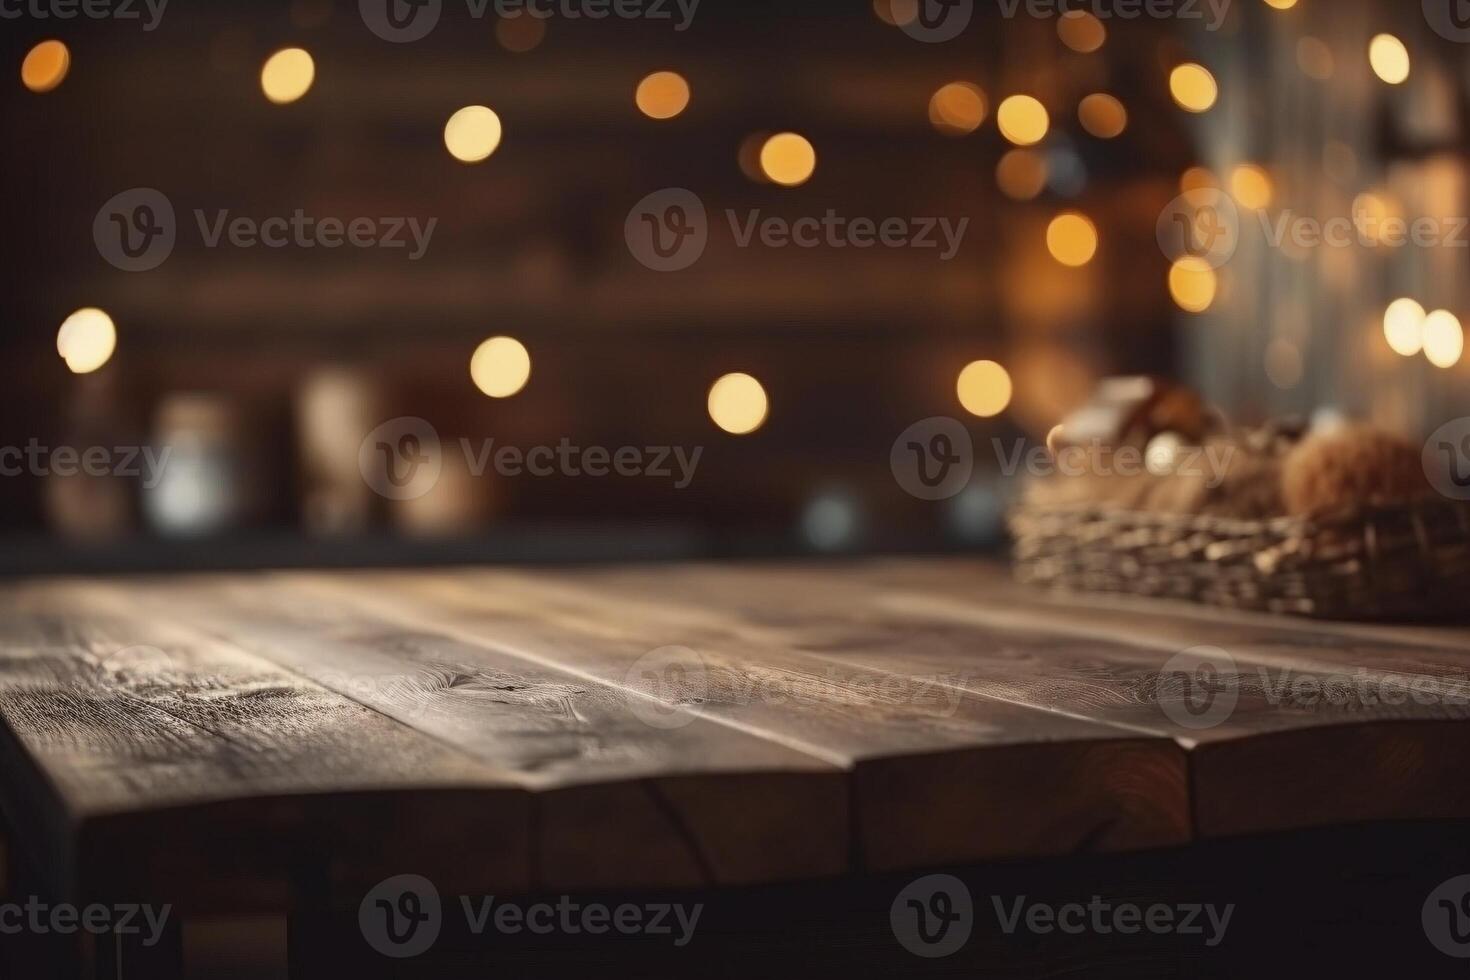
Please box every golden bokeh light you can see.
[1169,257,1217,313]
[21,40,70,93]
[1180,167,1217,192]
[1046,213,1098,267]
[1057,10,1105,53]
[996,150,1048,200]
[635,71,691,120]
[445,105,503,163]
[260,48,315,105]
[759,132,816,187]
[872,0,917,26]
[1369,33,1410,85]
[996,95,1049,146]
[1169,63,1218,113]
[956,360,1013,418]
[1229,164,1273,210]
[928,81,987,136]
[1296,36,1334,80]
[1263,0,1297,9]
[708,373,769,435]
[1383,298,1426,357]
[470,336,531,398]
[56,308,117,374]
[1077,93,1126,138]
[496,13,546,52]
[1423,310,1464,369]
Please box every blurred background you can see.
[2,0,1467,572]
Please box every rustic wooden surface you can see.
[2,560,1469,914]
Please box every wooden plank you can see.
[106,576,847,891]
[0,581,529,912]
[491,562,1470,838]
[303,570,1193,869]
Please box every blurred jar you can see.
[297,367,382,535]
[142,394,244,536]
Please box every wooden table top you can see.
[4,559,1470,913]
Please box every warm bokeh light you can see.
[1352,192,1400,245]
[260,48,315,104]
[1264,338,1303,389]
[21,40,70,94]
[635,71,691,120]
[956,360,1013,418]
[1296,37,1334,80]
[872,0,917,26]
[1263,0,1297,9]
[1230,164,1273,210]
[496,13,546,52]
[708,373,769,435]
[1369,34,1410,85]
[1169,257,1218,313]
[759,132,816,187]
[996,95,1049,146]
[1423,311,1464,369]
[928,82,987,136]
[1077,93,1126,138]
[444,105,503,163]
[1383,298,1426,357]
[470,336,531,398]
[996,150,1048,200]
[56,308,117,374]
[1046,213,1098,267]
[1057,10,1105,53]
[738,131,772,182]
[1180,167,1217,192]
[1169,63,1218,113]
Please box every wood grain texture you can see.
[0,582,528,910]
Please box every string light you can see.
[1229,164,1273,210]
[996,150,1048,200]
[1046,213,1098,267]
[635,71,691,120]
[1057,10,1105,52]
[1383,298,1426,356]
[928,82,987,136]
[759,133,816,187]
[1263,0,1297,9]
[1423,311,1464,368]
[956,360,1013,418]
[56,308,117,374]
[21,40,70,93]
[1169,258,1217,312]
[1077,93,1126,138]
[1369,34,1410,85]
[1180,167,1217,192]
[260,48,315,104]
[1169,63,1217,113]
[470,336,531,397]
[708,373,769,434]
[445,105,503,163]
[996,95,1049,146]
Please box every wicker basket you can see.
[1009,498,1470,620]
